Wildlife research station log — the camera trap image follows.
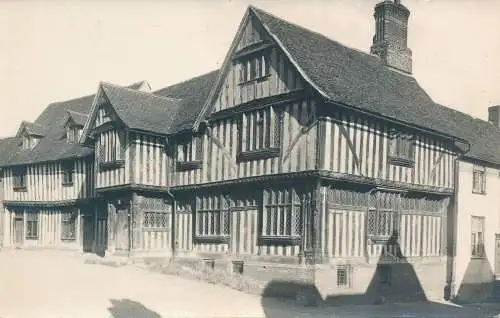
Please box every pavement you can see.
[1,249,500,317]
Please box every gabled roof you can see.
[0,81,147,167]
[16,121,47,137]
[195,6,467,143]
[65,110,88,127]
[101,83,183,135]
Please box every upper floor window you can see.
[237,106,281,162]
[388,129,414,166]
[13,166,27,191]
[26,213,39,239]
[472,165,486,194]
[176,135,203,171]
[66,126,82,143]
[238,53,270,84]
[22,135,39,150]
[471,216,485,258]
[97,131,125,170]
[62,161,74,186]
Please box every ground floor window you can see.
[262,188,302,238]
[471,216,485,258]
[143,211,169,229]
[196,194,229,237]
[61,209,77,240]
[25,213,38,239]
[367,192,400,241]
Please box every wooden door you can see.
[82,216,94,253]
[115,207,129,252]
[14,215,23,246]
[230,207,258,256]
[495,234,500,277]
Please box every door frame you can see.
[13,211,24,248]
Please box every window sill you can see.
[62,182,74,187]
[388,156,414,168]
[13,187,27,192]
[61,237,76,241]
[193,235,229,244]
[259,235,301,246]
[367,236,398,244]
[25,236,38,240]
[238,74,271,86]
[471,255,486,260]
[99,160,125,171]
[176,160,203,171]
[237,148,280,163]
[472,190,487,195]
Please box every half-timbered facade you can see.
[1,0,500,305]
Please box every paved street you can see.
[1,250,500,318]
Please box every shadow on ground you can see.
[108,299,161,318]
[259,231,500,317]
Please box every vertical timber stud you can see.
[131,192,139,257]
[313,178,323,264]
[171,196,177,261]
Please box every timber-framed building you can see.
[1,0,500,304]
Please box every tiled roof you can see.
[154,70,219,132]
[250,6,467,141]
[65,110,88,127]
[18,121,48,137]
[0,81,147,167]
[101,83,183,135]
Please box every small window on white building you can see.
[472,165,486,194]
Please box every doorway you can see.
[14,212,24,247]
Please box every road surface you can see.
[1,250,500,318]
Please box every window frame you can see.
[97,131,125,170]
[367,192,400,243]
[143,211,170,230]
[388,129,415,167]
[12,166,27,192]
[471,215,485,258]
[472,165,486,195]
[237,106,282,162]
[238,52,271,85]
[25,213,39,239]
[176,135,203,171]
[259,188,302,245]
[61,208,77,240]
[62,161,74,186]
[194,194,230,244]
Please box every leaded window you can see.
[97,131,124,166]
[367,192,400,241]
[143,211,169,229]
[26,213,39,239]
[262,188,301,238]
[196,194,230,237]
[61,209,77,240]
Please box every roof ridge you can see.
[152,69,219,94]
[249,5,413,78]
[101,82,183,102]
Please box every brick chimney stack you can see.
[370,0,413,74]
[488,105,500,129]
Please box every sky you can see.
[1,0,499,138]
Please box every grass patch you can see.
[141,258,263,295]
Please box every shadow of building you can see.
[107,298,161,318]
